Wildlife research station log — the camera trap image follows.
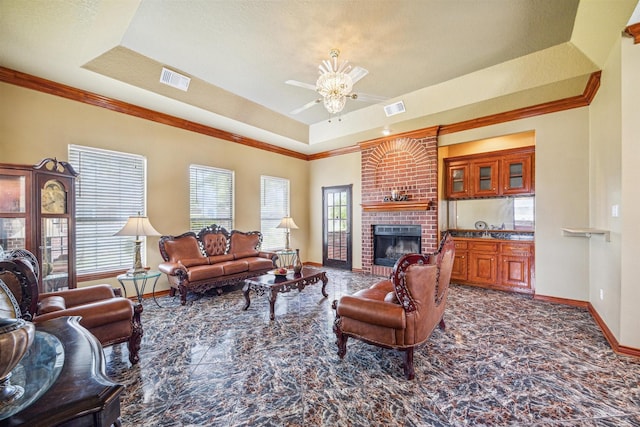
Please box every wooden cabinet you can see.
[467,240,498,284]
[451,240,468,281]
[451,237,534,294]
[445,147,534,199]
[446,160,470,198]
[0,159,77,292]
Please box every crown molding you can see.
[0,66,308,161]
[1,66,601,161]
[625,22,640,44]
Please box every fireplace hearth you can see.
[373,224,422,267]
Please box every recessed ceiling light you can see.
[382,128,391,136]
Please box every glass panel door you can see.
[323,185,352,270]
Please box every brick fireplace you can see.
[360,130,438,275]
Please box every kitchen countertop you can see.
[444,229,535,241]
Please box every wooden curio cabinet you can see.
[0,158,77,292]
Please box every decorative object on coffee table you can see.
[0,318,35,404]
[243,267,328,320]
[293,249,303,275]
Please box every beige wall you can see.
[0,82,309,296]
[307,152,362,269]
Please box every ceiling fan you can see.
[286,48,386,116]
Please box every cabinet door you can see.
[468,251,497,284]
[0,169,32,254]
[501,255,530,289]
[471,159,500,197]
[446,161,470,199]
[502,153,533,195]
[451,251,468,281]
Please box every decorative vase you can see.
[0,318,35,403]
[293,249,303,275]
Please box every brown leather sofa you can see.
[332,232,455,379]
[0,253,142,365]
[158,224,277,305]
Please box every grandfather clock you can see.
[0,158,77,292]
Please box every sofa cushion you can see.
[246,257,275,272]
[187,264,225,282]
[163,234,204,262]
[219,260,248,275]
[233,250,259,259]
[208,254,235,264]
[229,231,260,253]
[202,233,228,256]
[180,258,210,268]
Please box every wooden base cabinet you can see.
[451,238,534,294]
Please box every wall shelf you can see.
[562,228,610,242]
[362,201,432,212]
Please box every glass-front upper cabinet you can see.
[502,153,533,195]
[445,160,470,199]
[0,170,31,254]
[472,159,500,197]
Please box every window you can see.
[189,165,234,232]
[260,176,290,250]
[68,145,146,277]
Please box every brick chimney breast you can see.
[361,135,438,275]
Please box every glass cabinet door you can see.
[41,217,69,292]
[446,161,470,198]
[0,171,31,254]
[502,154,533,195]
[472,159,500,197]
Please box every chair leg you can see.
[128,304,143,365]
[402,347,415,380]
[439,316,446,331]
[333,318,348,359]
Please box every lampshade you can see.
[276,216,299,230]
[114,215,161,238]
[276,216,298,250]
[114,214,160,275]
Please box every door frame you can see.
[322,185,352,270]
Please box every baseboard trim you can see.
[534,293,640,358]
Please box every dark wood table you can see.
[242,267,328,320]
[0,316,124,427]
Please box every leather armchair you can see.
[332,232,455,379]
[0,251,142,365]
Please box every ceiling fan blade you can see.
[290,98,322,114]
[348,66,369,84]
[285,79,317,91]
[350,92,388,103]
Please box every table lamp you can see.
[276,216,298,250]
[114,213,161,274]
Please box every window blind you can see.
[189,165,234,232]
[69,145,146,275]
[260,175,289,250]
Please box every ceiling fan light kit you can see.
[286,48,384,117]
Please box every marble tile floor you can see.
[103,268,640,426]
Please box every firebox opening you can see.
[373,224,421,267]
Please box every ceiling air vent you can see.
[160,67,191,92]
[384,100,406,117]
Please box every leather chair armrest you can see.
[36,298,134,328]
[158,262,185,276]
[41,284,116,308]
[336,295,406,329]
